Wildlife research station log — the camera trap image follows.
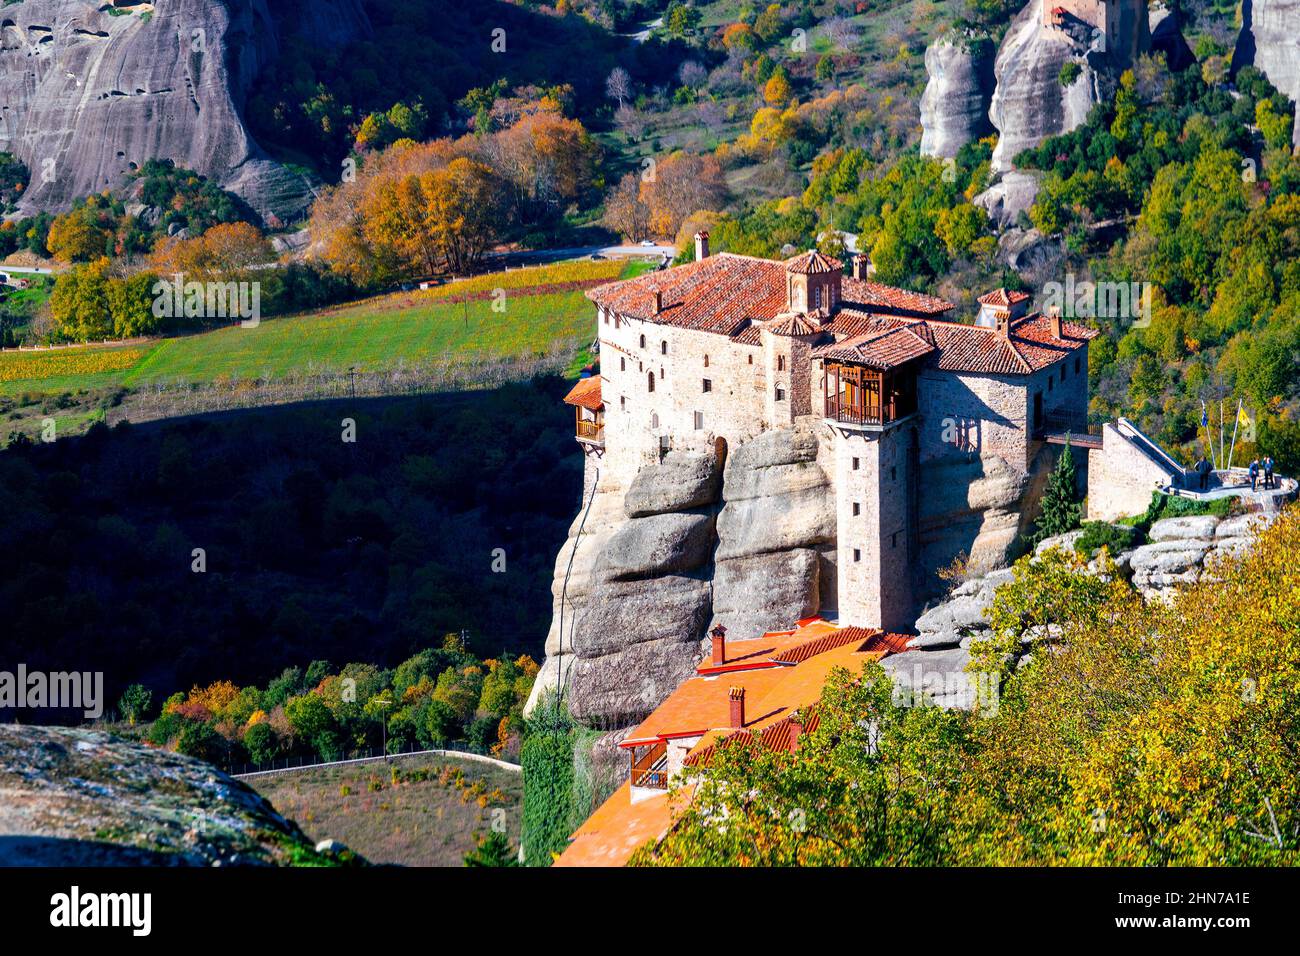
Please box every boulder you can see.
[919,33,996,159]
[623,450,721,518]
[881,648,980,710]
[567,636,705,727]
[1215,513,1275,539]
[1035,529,1084,555]
[974,170,1046,229]
[0,725,340,866]
[1148,515,1220,542]
[596,511,715,581]
[571,574,712,658]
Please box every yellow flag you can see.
[1238,406,1252,429]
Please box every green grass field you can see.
[0,259,646,397]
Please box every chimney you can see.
[788,712,804,752]
[995,311,1011,339]
[710,623,727,666]
[694,231,710,262]
[1048,306,1063,340]
[653,289,663,314]
[728,686,745,728]
[850,254,872,281]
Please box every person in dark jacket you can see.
[1249,458,1260,491]
[1194,456,1211,490]
[1264,455,1275,490]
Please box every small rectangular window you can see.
[890,466,897,481]
[694,411,704,430]
[777,356,786,372]
[775,387,786,402]
[748,355,753,365]
[853,549,861,562]
[891,531,899,549]
[620,357,626,371]
[620,396,626,408]
[852,458,860,471]
[852,502,860,516]
[702,379,712,393]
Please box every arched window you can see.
[640,334,646,349]
[648,371,655,393]
[704,354,710,368]
[777,356,786,372]
[651,412,660,429]
[661,341,668,355]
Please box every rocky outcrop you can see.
[1235,0,1300,148]
[0,725,348,865]
[528,427,837,728]
[976,0,1154,227]
[895,511,1279,707]
[919,33,996,159]
[0,0,370,224]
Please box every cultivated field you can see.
[249,755,523,867]
[0,259,638,396]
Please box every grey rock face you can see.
[919,34,996,159]
[624,450,721,518]
[0,0,370,224]
[1235,0,1300,148]
[597,511,715,581]
[715,426,835,560]
[712,548,821,640]
[1148,515,1220,542]
[974,170,1046,229]
[882,648,978,709]
[0,725,339,865]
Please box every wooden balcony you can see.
[576,418,605,444]
[630,740,668,789]
[823,363,916,428]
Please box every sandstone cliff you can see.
[1235,0,1300,148]
[0,725,347,865]
[529,425,837,729]
[0,0,370,224]
[919,33,996,160]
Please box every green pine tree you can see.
[1034,438,1082,544]
[464,829,519,867]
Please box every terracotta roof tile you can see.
[812,323,936,370]
[783,249,842,274]
[842,278,954,316]
[562,375,603,410]
[978,287,1031,307]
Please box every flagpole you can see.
[1219,400,1225,473]
[1226,399,1242,474]
[1202,401,1215,470]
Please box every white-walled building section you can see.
[564,243,1097,629]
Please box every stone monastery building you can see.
[565,235,1096,632]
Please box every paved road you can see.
[488,243,676,267]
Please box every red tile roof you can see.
[784,249,843,274]
[842,277,954,316]
[927,313,1098,376]
[813,322,936,370]
[562,375,603,410]
[766,312,822,336]
[978,288,1031,307]
[586,255,1093,376]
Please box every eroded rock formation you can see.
[0,724,345,865]
[1235,0,1300,148]
[887,511,1280,707]
[0,0,370,223]
[919,33,996,159]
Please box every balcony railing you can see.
[630,741,668,789]
[825,396,886,426]
[576,419,605,443]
